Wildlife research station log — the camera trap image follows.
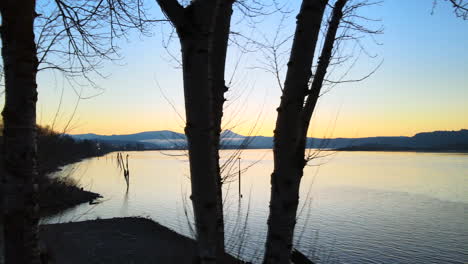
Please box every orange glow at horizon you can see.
[56,110,468,139]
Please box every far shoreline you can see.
[104,147,468,154]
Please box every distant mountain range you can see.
[70,129,468,152]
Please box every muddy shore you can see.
[40,217,244,264]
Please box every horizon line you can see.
[69,128,468,139]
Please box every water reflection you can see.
[120,188,130,216]
[43,150,468,264]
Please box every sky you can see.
[2,0,467,138]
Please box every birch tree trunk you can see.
[0,1,41,263]
[156,0,234,262]
[264,0,347,263]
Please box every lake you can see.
[43,150,468,264]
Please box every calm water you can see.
[43,150,468,264]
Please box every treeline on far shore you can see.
[0,125,141,176]
[34,126,117,175]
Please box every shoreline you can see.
[40,217,245,263]
[38,155,106,217]
[332,147,468,153]
[0,152,105,218]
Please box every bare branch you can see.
[433,0,468,19]
[156,0,187,29]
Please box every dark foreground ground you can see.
[40,217,244,264]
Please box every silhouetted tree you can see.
[0,1,41,263]
[263,0,379,262]
[262,0,467,260]
[263,0,329,262]
[156,0,235,262]
[0,1,153,263]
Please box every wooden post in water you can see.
[125,154,130,188]
[238,157,242,199]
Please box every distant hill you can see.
[70,129,468,152]
[74,130,184,142]
[327,129,468,152]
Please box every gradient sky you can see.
[2,0,467,138]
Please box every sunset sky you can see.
[3,0,467,138]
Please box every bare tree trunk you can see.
[181,32,221,263]
[1,147,4,264]
[0,164,4,264]
[157,0,234,262]
[0,1,41,264]
[264,0,347,263]
[300,0,348,148]
[208,0,234,256]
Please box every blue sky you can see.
[4,0,466,137]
